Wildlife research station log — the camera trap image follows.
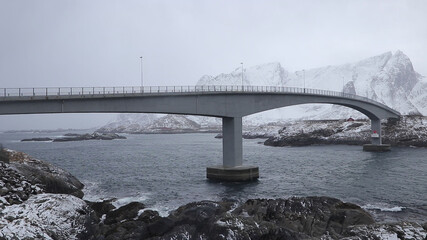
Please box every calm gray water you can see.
[0,131,426,222]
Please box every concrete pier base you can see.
[363,144,391,152]
[207,165,259,182]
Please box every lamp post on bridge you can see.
[241,62,244,90]
[303,69,305,93]
[140,56,143,87]
[342,76,345,93]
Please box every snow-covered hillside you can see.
[98,114,220,133]
[99,51,426,132]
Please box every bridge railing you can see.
[0,85,391,111]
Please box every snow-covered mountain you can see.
[98,51,426,132]
[98,114,218,133]
[197,62,289,87]
[197,50,425,120]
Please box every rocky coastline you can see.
[0,148,426,239]
[264,115,427,147]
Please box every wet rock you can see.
[104,202,146,225]
[232,197,374,238]
[86,199,116,219]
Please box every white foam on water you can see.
[112,194,150,208]
[363,203,405,212]
[149,203,179,217]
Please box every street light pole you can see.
[140,56,143,87]
[342,76,344,93]
[303,69,305,93]
[241,62,244,90]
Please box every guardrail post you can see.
[19,88,21,96]
[46,88,48,96]
[33,88,35,96]
[58,88,60,96]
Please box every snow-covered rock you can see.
[98,114,220,133]
[264,116,427,147]
[0,161,44,207]
[97,114,164,133]
[346,222,427,240]
[0,194,93,240]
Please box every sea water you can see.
[0,131,426,222]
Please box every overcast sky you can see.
[1,0,426,130]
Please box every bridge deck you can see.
[0,85,399,115]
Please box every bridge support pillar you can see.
[363,118,391,152]
[207,117,259,181]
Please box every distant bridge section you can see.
[0,85,401,181]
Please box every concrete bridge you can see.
[0,85,401,181]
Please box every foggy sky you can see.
[1,0,426,130]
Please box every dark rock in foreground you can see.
[0,148,84,199]
[87,197,426,240]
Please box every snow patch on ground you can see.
[0,194,89,240]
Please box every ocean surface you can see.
[0,131,426,223]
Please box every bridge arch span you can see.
[0,86,401,181]
[0,92,399,120]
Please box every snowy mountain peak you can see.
[197,62,289,86]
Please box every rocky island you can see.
[0,147,425,239]
[21,132,126,142]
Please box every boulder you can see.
[0,194,96,240]
[86,199,117,219]
[3,149,84,198]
